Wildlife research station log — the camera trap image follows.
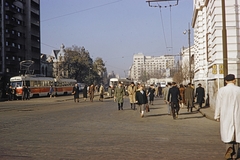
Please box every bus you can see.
[10,75,76,98]
[160,81,166,88]
[109,78,132,88]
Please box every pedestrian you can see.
[114,81,125,110]
[214,74,240,160]
[163,82,172,115]
[89,84,95,102]
[195,83,205,109]
[26,86,30,100]
[147,84,155,105]
[22,85,26,100]
[158,85,163,98]
[135,84,148,118]
[184,83,194,112]
[108,86,112,97]
[179,84,185,108]
[83,84,88,101]
[7,85,13,101]
[167,82,181,119]
[49,85,54,98]
[155,85,159,97]
[99,84,104,101]
[23,85,28,100]
[127,82,137,110]
[72,83,80,102]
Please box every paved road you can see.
[0,95,225,160]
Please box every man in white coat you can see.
[215,74,240,160]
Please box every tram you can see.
[10,75,76,98]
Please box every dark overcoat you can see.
[72,86,80,99]
[135,90,148,105]
[195,86,205,103]
[167,86,181,103]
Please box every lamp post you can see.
[183,23,191,83]
[89,67,92,81]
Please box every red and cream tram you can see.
[10,75,76,98]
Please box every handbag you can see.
[146,104,150,112]
[202,98,205,103]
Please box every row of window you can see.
[6,56,21,61]
[5,41,22,49]
[5,14,23,25]
[5,2,22,13]
[6,29,22,37]
[134,58,174,60]
[12,80,75,88]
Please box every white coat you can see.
[214,83,240,143]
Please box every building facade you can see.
[192,0,240,109]
[0,0,40,96]
[51,44,68,78]
[130,53,175,81]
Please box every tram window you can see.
[37,81,41,87]
[24,81,30,86]
[30,81,34,87]
[33,81,38,87]
[11,81,22,87]
[41,81,45,86]
[47,81,51,86]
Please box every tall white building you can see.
[130,53,175,81]
[193,0,240,109]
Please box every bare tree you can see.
[182,60,189,83]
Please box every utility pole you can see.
[221,0,228,83]
[183,23,191,83]
[188,23,191,84]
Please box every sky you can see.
[40,0,193,78]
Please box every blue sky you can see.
[40,0,193,78]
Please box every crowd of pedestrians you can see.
[5,73,239,160]
[5,84,31,101]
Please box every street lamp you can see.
[183,23,192,83]
[89,67,92,81]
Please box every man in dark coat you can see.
[167,82,181,119]
[195,83,205,109]
[82,84,88,101]
[72,83,80,102]
[7,85,13,101]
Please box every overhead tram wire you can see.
[158,4,169,53]
[147,0,178,54]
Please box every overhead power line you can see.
[41,0,123,22]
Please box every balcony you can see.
[5,33,18,39]
[5,6,17,14]
[5,46,18,53]
[5,19,17,27]
[31,40,40,48]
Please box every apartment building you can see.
[0,0,40,95]
[130,53,175,81]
